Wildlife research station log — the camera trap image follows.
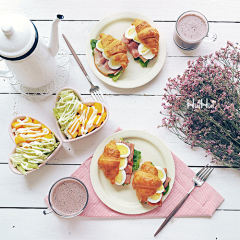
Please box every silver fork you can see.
[62,34,106,103]
[154,164,214,237]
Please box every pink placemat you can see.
[45,128,224,218]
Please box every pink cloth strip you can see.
[45,128,224,218]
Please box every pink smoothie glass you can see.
[43,177,89,218]
[173,10,217,50]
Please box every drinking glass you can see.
[173,10,217,50]
[43,177,89,218]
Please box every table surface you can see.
[1,0,240,239]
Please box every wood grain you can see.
[0,0,240,21]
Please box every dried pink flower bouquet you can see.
[161,41,240,169]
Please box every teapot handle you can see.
[0,57,14,78]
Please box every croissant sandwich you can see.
[91,34,129,81]
[132,162,171,206]
[122,19,159,67]
[98,139,141,185]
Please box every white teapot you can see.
[0,13,64,88]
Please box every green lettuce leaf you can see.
[108,69,124,82]
[139,59,149,67]
[90,39,98,50]
[163,183,170,195]
[132,149,141,171]
[134,57,149,67]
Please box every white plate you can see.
[86,12,167,89]
[90,130,175,215]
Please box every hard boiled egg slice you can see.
[141,50,155,60]
[155,166,167,183]
[108,57,122,70]
[133,35,141,43]
[119,157,128,170]
[125,25,137,39]
[96,39,104,52]
[138,43,155,59]
[147,193,163,203]
[116,143,130,158]
[102,51,110,60]
[156,184,165,193]
[115,170,126,185]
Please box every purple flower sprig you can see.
[161,41,240,169]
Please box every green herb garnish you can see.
[108,69,124,82]
[132,149,141,171]
[151,162,154,166]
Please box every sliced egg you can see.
[155,166,167,183]
[115,170,126,185]
[125,25,137,39]
[138,43,155,59]
[138,43,149,55]
[156,184,165,193]
[141,50,155,60]
[108,57,122,70]
[96,39,104,52]
[147,193,162,203]
[116,143,130,158]
[119,157,128,170]
[102,51,110,60]
[133,35,141,43]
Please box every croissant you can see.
[132,19,159,57]
[99,33,128,70]
[98,140,120,184]
[132,161,162,204]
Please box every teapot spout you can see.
[48,14,64,57]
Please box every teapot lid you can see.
[0,13,38,61]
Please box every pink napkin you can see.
[45,128,224,218]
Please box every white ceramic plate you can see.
[86,12,167,89]
[90,130,175,214]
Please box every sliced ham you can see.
[121,34,140,59]
[164,176,171,189]
[113,138,135,184]
[94,48,119,76]
[124,174,131,184]
[122,141,134,166]
[127,41,140,58]
[125,164,132,174]
[121,35,130,45]
[139,55,148,63]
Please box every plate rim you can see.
[90,129,175,215]
[86,11,167,89]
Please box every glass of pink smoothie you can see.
[43,177,89,218]
[173,11,217,50]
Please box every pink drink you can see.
[173,11,209,50]
[50,178,88,217]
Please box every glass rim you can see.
[48,177,89,218]
[175,10,209,43]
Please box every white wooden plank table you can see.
[1,1,240,239]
